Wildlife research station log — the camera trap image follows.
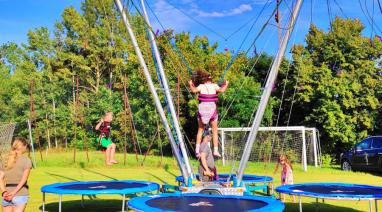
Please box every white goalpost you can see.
[219,126,321,171]
[0,122,16,158]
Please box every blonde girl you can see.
[1,137,32,212]
[274,155,295,202]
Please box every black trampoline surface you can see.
[128,193,284,212]
[56,182,147,190]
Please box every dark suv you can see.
[340,136,382,171]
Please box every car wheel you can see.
[341,160,351,171]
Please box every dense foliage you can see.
[0,0,274,159]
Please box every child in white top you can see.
[189,69,229,157]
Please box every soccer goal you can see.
[0,122,16,158]
[219,126,321,171]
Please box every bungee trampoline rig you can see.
[40,0,304,211]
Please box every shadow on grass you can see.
[163,164,177,178]
[145,172,168,184]
[82,168,118,180]
[45,172,79,181]
[284,201,363,212]
[40,199,126,212]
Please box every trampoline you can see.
[41,180,160,212]
[276,182,382,212]
[175,173,273,195]
[128,193,284,212]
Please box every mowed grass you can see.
[24,150,382,211]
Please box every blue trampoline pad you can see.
[41,180,160,195]
[128,193,284,212]
[176,173,273,184]
[276,183,382,199]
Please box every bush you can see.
[321,154,335,167]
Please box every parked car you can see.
[340,136,382,171]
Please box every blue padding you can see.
[41,180,160,195]
[128,193,284,212]
[176,174,273,184]
[276,183,382,199]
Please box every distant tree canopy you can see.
[277,17,382,153]
[0,0,274,157]
[1,0,381,158]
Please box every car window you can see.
[356,138,371,150]
[372,137,382,149]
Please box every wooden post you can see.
[123,75,139,162]
[29,80,43,162]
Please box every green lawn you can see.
[24,150,382,211]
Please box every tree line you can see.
[0,0,381,160]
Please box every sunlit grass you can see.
[23,150,382,211]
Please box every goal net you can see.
[0,122,16,159]
[219,126,321,171]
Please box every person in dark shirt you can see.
[95,112,117,166]
[198,129,217,182]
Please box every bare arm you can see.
[217,80,229,93]
[0,171,5,193]
[95,119,104,130]
[188,80,200,93]
[200,152,210,172]
[6,169,30,199]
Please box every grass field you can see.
[22,150,382,211]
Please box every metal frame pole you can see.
[302,127,307,171]
[113,0,188,180]
[221,130,225,166]
[312,128,318,167]
[42,192,45,212]
[59,195,62,212]
[139,0,192,179]
[236,0,304,185]
[122,194,126,212]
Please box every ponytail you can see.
[3,137,29,170]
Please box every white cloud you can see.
[151,0,192,31]
[197,4,253,18]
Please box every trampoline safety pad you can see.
[128,193,284,212]
[41,180,160,195]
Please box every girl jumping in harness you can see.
[95,112,117,166]
[189,69,229,157]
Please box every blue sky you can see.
[0,0,381,58]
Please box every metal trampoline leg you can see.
[315,198,319,212]
[42,192,45,212]
[59,195,62,212]
[122,194,126,212]
[375,200,378,212]
[81,195,84,208]
[369,199,373,212]
[299,196,302,212]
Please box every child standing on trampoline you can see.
[95,112,118,166]
[198,129,218,182]
[1,137,32,212]
[189,69,229,158]
[274,154,294,202]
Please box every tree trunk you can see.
[52,98,58,148]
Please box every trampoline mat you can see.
[146,196,268,211]
[56,182,148,191]
[290,185,382,195]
